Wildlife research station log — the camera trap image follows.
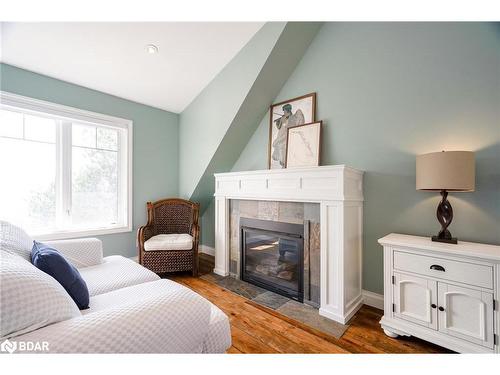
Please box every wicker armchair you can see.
[137,198,200,276]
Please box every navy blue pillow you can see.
[31,241,89,310]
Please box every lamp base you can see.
[432,235,457,244]
[433,190,458,245]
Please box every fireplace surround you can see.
[214,165,364,324]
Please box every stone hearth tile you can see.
[230,229,239,259]
[230,242,238,261]
[201,273,348,340]
[309,285,321,306]
[230,245,239,266]
[304,203,320,222]
[230,212,239,253]
[229,259,238,275]
[217,277,267,299]
[230,199,239,215]
[309,221,321,305]
[258,201,279,221]
[200,273,225,283]
[239,200,258,218]
[251,291,291,310]
[278,202,304,224]
[310,222,321,252]
[277,300,348,339]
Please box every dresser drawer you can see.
[393,250,493,289]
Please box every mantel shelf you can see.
[214,165,364,203]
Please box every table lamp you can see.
[416,151,475,244]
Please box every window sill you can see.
[33,225,132,241]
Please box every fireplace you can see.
[240,217,304,302]
[215,166,364,324]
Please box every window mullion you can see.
[60,122,72,229]
[55,121,63,229]
[116,131,123,226]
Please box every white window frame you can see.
[0,91,133,240]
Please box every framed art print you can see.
[285,121,322,168]
[268,93,316,169]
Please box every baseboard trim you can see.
[199,245,215,256]
[362,289,384,310]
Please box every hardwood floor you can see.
[172,262,452,353]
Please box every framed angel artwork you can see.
[267,92,316,169]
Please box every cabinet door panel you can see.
[394,273,437,329]
[438,283,494,349]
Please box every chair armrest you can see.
[191,224,200,247]
[137,225,155,264]
[137,225,154,248]
[44,238,103,268]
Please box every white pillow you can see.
[0,220,33,261]
[0,251,81,339]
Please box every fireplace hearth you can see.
[240,217,304,302]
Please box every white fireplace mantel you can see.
[213,165,364,324]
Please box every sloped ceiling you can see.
[179,22,323,214]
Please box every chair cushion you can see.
[0,220,33,261]
[31,241,90,310]
[78,255,160,296]
[0,251,80,339]
[144,234,193,251]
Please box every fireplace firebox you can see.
[240,218,304,302]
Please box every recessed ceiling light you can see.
[146,44,159,54]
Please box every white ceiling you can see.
[0,22,264,113]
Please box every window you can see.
[0,92,132,239]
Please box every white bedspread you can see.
[14,279,230,353]
[79,255,160,296]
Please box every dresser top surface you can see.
[378,233,500,261]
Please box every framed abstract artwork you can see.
[285,121,322,168]
[268,93,316,169]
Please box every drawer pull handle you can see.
[430,264,445,272]
[438,306,445,312]
[431,303,437,309]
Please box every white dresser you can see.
[379,233,500,353]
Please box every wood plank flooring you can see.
[171,268,452,354]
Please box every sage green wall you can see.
[180,23,322,229]
[0,63,179,257]
[179,23,286,199]
[231,23,500,294]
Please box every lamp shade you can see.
[416,151,475,191]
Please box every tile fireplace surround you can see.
[213,165,364,324]
[230,200,321,306]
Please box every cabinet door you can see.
[394,273,438,329]
[437,283,494,349]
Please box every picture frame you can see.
[267,92,316,169]
[285,121,322,168]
